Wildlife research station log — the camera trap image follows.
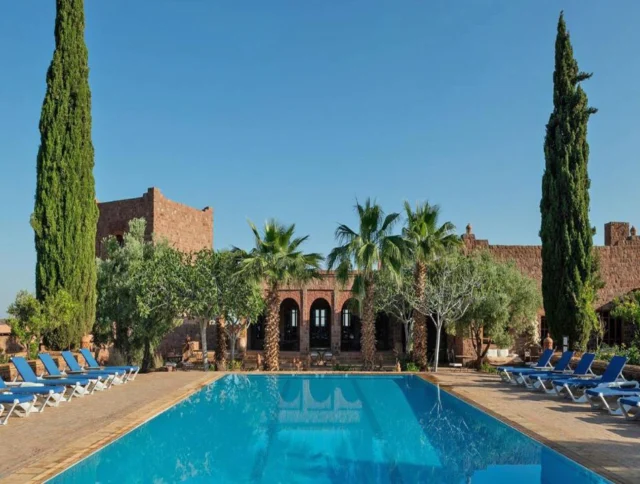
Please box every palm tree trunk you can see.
[216,317,227,370]
[361,280,377,370]
[413,261,428,370]
[264,286,280,371]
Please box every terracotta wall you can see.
[96,187,213,255]
[151,188,213,253]
[96,192,154,256]
[463,222,640,310]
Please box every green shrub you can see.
[228,359,243,371]
[405,362,420,372]
[595,344,640,366]
[479,362,498,374]
[332,364,351,371]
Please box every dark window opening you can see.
[310,299,331,349]
[280,298,300,351]
[341,299,361,352]
[375,312,391,351]
[249,314,266,350]
[598,311,624,347]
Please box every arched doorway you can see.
[340,299,361,352]
[310,298,331,349]
[280,298,300,351]
[375,312,392,351]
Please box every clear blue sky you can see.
[1,1,639,316]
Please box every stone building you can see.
[97,187,213,256]
[96,188,640,365]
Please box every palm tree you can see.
[328,199,407,370]
[236,220,323,371]
[403,201,460,369]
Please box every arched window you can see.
[341,299,361,352]
[280,298,300,351]
[310,299,331,349]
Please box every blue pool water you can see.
[50,375,609,483]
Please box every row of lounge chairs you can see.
[0,349,139,426]
[497,348,640,420]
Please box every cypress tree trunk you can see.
[540,12,597,350]
[32,0,98,349]
[412,261,428,370]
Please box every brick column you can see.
[332,290,340,354]
[300,289,309,353]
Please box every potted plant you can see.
[493,333,512,358]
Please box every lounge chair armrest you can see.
[40,375,63,379]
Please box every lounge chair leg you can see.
[38,393,53,413]
[67,384,81,400]
[0,402,17,425]
[620,401,640,420]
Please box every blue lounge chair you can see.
[0,393,37,425]
[585,386,640,415]
[11,356,92,398]
[0,375,67,409]
[551,356,636,402]
[61,351,126,385]
[498,349,554,384]
[513,351,575,387]
[38,353,111,391]
[620,396,640,420]
[521,352,595,392]
[79,349,140,381]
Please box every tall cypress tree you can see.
[32,0,98,349]
[540,12,598,350]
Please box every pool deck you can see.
[1,370,638,483]
[431,370,640,484]
[0,371,222,483]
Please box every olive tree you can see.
[7,289,77,359]
[451,253,541,368]
[96,218,184,371]
[374,267,415,355]
[212,250,264,368]
[413,252,482,371]
[179,249,220,370]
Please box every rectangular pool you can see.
[49,374,609,483]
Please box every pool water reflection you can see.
[49,374,609,483]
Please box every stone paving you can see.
[0,371,221,483]
[432,370,640,484]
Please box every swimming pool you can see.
[49,374,609,483]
